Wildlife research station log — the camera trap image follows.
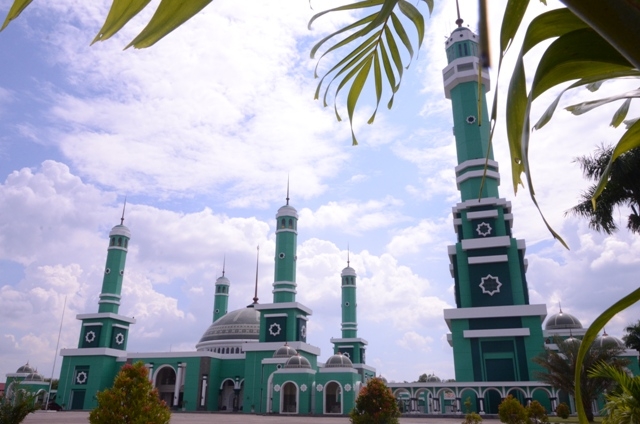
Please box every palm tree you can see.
[623,321,640,354]
[589,361,640,424]
[533,337,627,422]
[567,145,640,235]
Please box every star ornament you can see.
[269,322,282,337]
[476,222,492,237]
[479,274,502,296]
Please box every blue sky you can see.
[1,0,640,383]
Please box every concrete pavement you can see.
[24,410,500,424]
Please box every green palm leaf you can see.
[574,288,640,424]
[0,0,31,32]
[309,0,432,145]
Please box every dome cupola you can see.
[273,343,298,358]
[325,352,353,368]
[284,354,311,369]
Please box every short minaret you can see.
[273,182,298,303]
[331,251,368,367]
[98,211,131,314]
[341,251,357,339]
[213,259,230,322]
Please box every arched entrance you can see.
[154,366,177,407]
[219,379,235,411]
[324,381,342,414]
[281,382,298,414]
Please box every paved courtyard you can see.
[25,411,499,424]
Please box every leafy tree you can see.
[526,400,548,424]
[417,373,428,383]
[533,336,627,422]
[0,383,37,424]
[463,397,483,424]
[589,361,640,424]
[567,145,640,235]
[498,395,527,424]
[555,402,570,419]
[89,361,170,424]
[349,377,400,424]
[623,320,640,354]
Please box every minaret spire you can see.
[286,175,290,206]
[455,0,463,27]
[120,197,127,225]
[222,255,226,277]
[347,244,350,267]
[253,246,260,304]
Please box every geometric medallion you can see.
[479,274,502,296]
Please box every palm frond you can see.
[309,0,432,145]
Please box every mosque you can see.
[5,15,639,418]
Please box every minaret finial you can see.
[347,244,350,267]
[455,0,463,27]
[120,196,127,225]
[253,246,260,304]
[222,255,226,277]
[286,175,290,206]
[559,302,563,314]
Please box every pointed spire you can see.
[286,175,290,206]
[347,244,350,267]
[559,302,563,314]
[222,255,226,277]
[253,246,260,304]
[455,0,463,27]
[120,197,127,225]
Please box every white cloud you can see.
[299,197,407,235]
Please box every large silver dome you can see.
[545,311,583,330]
[197,307,260,343]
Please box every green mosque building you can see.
[5,15,639,418]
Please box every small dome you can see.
[273,343,298,358]
[276,205,298,219]
[24,372,44,381]
[285,355,311,369]
[197,307,260,345]
[341,266,356,277]
[563,337,581,346]
[109,224,131,239]
[16,363,35,374]
[215,275,230,286]
[545,311,583,330]
[426,374,441,382]
[593,332,625,349]
[325,353,353,368]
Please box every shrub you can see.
[555,402,570,419]
[463,412,483,424]
[89,361,170,424]
[526,400,548,423]
[0,384,37,424]
[349,377,400,424]
[498,395,527,424]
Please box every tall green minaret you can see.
[212,260,230,322]
[254,184,311,344]
[331,251,367,365]
[57,206,136,410]
[440,15,547,395]
[273,181,298,303]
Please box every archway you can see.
[281,382,298,414]
[154,366,177,407]
[324,381,342,414]
[219,379,235,412]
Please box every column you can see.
[478,397,485,414]
[173,362,184,407]
[146,363,154,383]
[200,376,207,407]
